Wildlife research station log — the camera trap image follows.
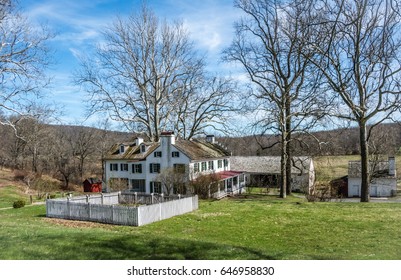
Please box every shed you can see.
[83,178,102,193]
[348,156,397,197]
[230,156,315,194]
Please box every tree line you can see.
[0,119,131,190]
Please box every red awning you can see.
[215,170,243,180]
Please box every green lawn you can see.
[0,186,27,208]
[1,192,401,260]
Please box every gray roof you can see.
[348,160,396,178]
[174,139,230,160]
[104,138,230,161]
[230,156,313,175]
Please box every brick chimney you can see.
[206,135,215,144]
[160,131,175,145]
[135,137,143,146]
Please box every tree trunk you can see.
[359,121,370,202]
[285,103,292,195]
[280,134,287,198]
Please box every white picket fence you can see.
[46,192,198,226]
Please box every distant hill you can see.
[217,123,401,157]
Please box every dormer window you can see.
[140,144,146,153]
[120,145,125,154]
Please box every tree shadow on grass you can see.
[89,236,278,260]
[7,229,278,260]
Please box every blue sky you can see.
[19,0,243,127]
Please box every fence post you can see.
[178,194,181,200]
[151,193,154,204]
[118,191,121,204]
[159,200,162,221]
[161,193,164,203]
[88,200,91,221]
[101,193,104,205]
[86,195,90,203]
[67,197,71,219]
[111,205,114,223]
[134,192,137,204]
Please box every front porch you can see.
[212,171,246,199]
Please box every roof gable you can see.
[104,142,159,160]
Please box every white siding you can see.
[348,177,396,197]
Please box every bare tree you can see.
[0,0,52,129]
[223,0,323,198]
[76,3,236,141]
[173,76,238,139]
[62,125,97,181]
[156,167,186,195]
[310,0,401,202]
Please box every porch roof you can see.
[215,170,243,180]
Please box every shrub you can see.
[33,179,60,199]
[190,173,220,199]
[13,170,28,181]
[13,200,26,208]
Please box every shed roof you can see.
[348,160,396,178]
[230,156,313,175]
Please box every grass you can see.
[0,186,27,209]
[314,155,360,183]
[1,193,401,260]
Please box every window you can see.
[110,163,118,171]
[120,145,125,154]
[132,164,142,173]
[120,163,128,171]
[224,159,228,167]
[154,151,162,157]
[140,144,146,153]
[194,162,200,173]
[149,163,161,173]
[201,162,207,172]
[218,160,223,168]
[174,164,185,174]
[208,161,214,170]
[131,179,145,192]
[150,181,162,193]
[172,151,179,158]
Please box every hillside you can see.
[217,123,401,157]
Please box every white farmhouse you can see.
[348,156,397,197]
[103,132,245,197]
